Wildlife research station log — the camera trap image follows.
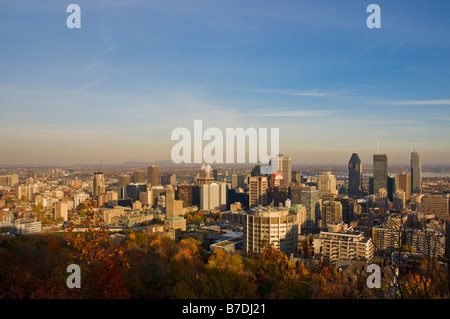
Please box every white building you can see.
[314,223,374,263]
[200,182,227,211]
[14,217,42,235]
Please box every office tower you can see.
[243,206,300,255]
[118,174,131,187]
[369,177,374,195]
[387,175,396,203]
[165,185,175,201]
[139,191,152,206]
[196,164,215,186]
[251,162,262,177]
[393,190,406,211]
[212,169,218,181]
[166,199,185,218]
[200,183,227,211]
[395,172,411,203]
[373,154,388,194]
[292,171,302,183]
[134,170,146,184]
[231,173,246,189]
[420,194,450,221]
[125,183,148,202]
[277,154,292,185]
[161,173,176,186]
[150,186,166,207]
[301,186,319,228]
[321,201,342,228]
[375,188,388,210]
[93,172,105,197]
[248,176,269,207]
[339,196,354,224]
[147,165,160,187]
[411,151,422,194]
[318,172,337,195]
[106,190,118,202]
[176,185,200,207]
[348,153,362,196]
[289,185,303,205]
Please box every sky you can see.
[1,0,450,166]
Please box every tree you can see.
[65,199,129,298]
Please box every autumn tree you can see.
[65,199,129,298]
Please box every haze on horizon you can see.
[1,1,450,166]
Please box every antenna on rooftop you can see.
[98,158,103,172]
[377,137,380,154]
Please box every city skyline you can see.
[1,1,450,165]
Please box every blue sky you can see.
[1,0,450,166]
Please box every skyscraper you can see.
[348,153,362,196]
[93,172,105,197]
[278,154,292,185]
[118,174,131,187]
[200,182,227,211]
[373,154,388,194]
[248,176,269,207]
[196,164,215,186]
[301,186,319,228]
[318,172,337,195]
[411,151,422,194]
[395,172,411,203]
[133,170,146,184]
[147,165,160,187]
[231,173,246,189]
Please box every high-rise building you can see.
[133,170,146,184]
[243,206,299,255]
[200,183,227,211]
[278,154,292,185]
[374,188,388,210]
[118,174,131,187]
[420,194,450,221]
[125,183,148,202]
[231,173,246,189]
[348,153,362,196]
[248,176,269,207]
[373,154,388,194]
[147,165,160,187]
[301,186,319,228]
[321,201,342,228]
[93,172,105,197]
[196,164,215,185]
[393,190,406,211]
[411,151,422,194]
[395,172,411,203]
[387,175,396,203]
[318,172,337,195]
[176,185,200,207]
[161,173,176,186]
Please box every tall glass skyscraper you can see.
[373,154,388,194]
[348,153,362,196]
[411,151,422,194]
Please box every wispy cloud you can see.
[245,110,332,117]
[382,99,450,105]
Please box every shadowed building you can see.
[373,154,388,194]
[411,151,422,194]
[348,153,362,196]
